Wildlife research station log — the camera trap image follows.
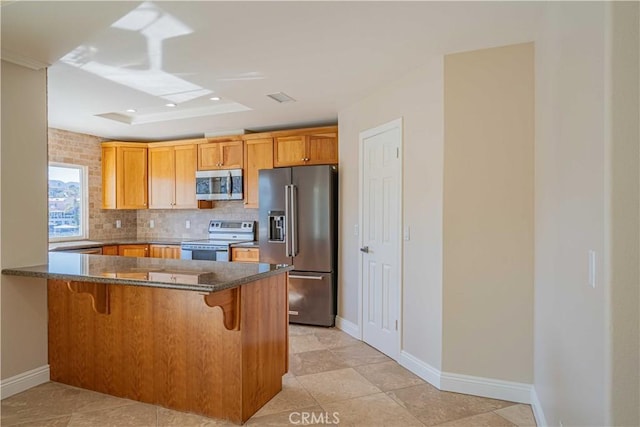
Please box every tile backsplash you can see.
[136,202,259,240]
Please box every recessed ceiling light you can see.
[210,96,221,101]
[266,92,296,103]
[165,103,177,107]
[126,109,137,113]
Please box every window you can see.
[48,163,88,241]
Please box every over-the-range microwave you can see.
[195,169,243,201]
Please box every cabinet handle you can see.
[289,275,324,280]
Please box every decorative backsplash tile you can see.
[137,202,259,240]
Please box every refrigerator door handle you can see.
[289,275,324,280]
[284,185,292,257]
[291,184,298,256]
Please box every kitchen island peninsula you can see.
[2,252,292,424]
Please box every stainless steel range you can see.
[180,220,255,261]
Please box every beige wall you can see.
[442,43,534,383]
[1,60,49,380]
[338,58,444,369]
[48,128,137,240]
[609,2,639,425]
[534,2,609,425]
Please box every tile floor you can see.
[1,325,536,426]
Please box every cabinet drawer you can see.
[102,245,119,255]
[231,247,259,263]
[118,244,149,258]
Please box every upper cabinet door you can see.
[273,129,338,167]
[219,141,244,169]
[148,143,197,209]
[306,133,338,165]
[198,140,243,170]
[148,146,175,209]
[198,143,223,170]
[244,137,274,209]
[116,146,148,209]
[102,146,117,209]
[173,144,197,209]
[274,136,307,167]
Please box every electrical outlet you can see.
[186,220,191,229]
[559,421,564,427]
[354,224,359,236]
[149,220,155,229]
[404,226,410,241]
[115,220,121,229]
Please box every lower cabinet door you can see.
[118,244,149,257]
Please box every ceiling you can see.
[1,1,545,141]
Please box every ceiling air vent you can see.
[266,92,296,103]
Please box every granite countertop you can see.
[49,239,259,251]
[2,252,291,292]
[97,238,186,246]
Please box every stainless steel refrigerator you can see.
[258,165,337,326]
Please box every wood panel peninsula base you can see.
[47,273,288,424]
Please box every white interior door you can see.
[360,119,402,359]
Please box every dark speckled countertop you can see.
[2,252,291,292]
[49,239,260,251]
[48,238,186,251]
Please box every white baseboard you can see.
[530,387,548,426]
[1,365,50,399]
[335,316,360,339]
[440,371,531,404]
[398,350,441,388]
[397,349,532,405]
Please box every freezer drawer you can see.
[288,272,335,327]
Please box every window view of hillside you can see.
[48,164,85,240]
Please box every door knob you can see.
[360,246,369,253]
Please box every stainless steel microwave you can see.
[196,169,243,201]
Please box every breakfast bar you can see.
[2,252,292,424]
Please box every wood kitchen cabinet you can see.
[273,126,338,167]
[118,244,149,257]
[102,142,148,209]
[231,247,259,263]
[243,137,274,209]
[149,244,181,259]
[198,137,243,170]
[102,245,119,255]
[148,141,198,209]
